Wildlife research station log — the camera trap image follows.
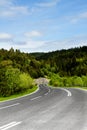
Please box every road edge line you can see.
[0,86,39,103]
[48,86,72,96]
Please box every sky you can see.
[0,0,87,52]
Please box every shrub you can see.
[2,67,21,96]
[72,76,83,86]
[0,66,34,97]
[82,76,87,87]
[19,73,33,90]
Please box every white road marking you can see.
[0,87,39,103]
[0,122,16,129]
[0,103,20,110]
[0,121,22,130]
[44,93,48,95]
[30,96,42,101]
[60,88,72,96]
[41,104,57,114]
[44,88,51,96]
[48,89,51,93]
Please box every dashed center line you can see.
[44,93,48,95]
[0,121,22,130]
[44,89,51,96]
[0,103,20,110]
[48,89,51,93]
[30,96,42,101]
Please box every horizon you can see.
[0,0,87,52]
[0,45,87,54]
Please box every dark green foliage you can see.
[1,46,87,78]
[35,46,87,76]
[0,48,43,78]
[30,52,45,58]
[0,49,35,97]
[0,46,87,96]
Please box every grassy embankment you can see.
[0,85,38,102]
[0,66,38,102]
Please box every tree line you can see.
[0,46,87,96]
[0,48,40,97]
[32,46,87,77]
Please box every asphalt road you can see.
[0,85,87,130]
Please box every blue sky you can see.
[0,0,87,52]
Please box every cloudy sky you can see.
[0,0,87,52]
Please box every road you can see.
[0,85,87,130]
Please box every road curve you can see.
[0,85,87,130]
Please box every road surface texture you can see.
[0,84,87,130]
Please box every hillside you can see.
[31,46,87,76]
[0,46,87,97]
[0,46,87,78]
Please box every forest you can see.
[0,46,87,97]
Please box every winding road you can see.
[0,85,87,130]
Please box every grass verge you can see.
[69,86,87,91]
[49,85,87,91]
[0,85,38,102]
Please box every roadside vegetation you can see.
[0,66,34,97]
[0,85,37,101]
[0,64,37,98]
[0,46,87,99]
[49,73,87,88]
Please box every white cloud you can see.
[12,31,44,49]
[45,38,87,51]
[0,37,87,52]
[80,12,87,19]
[13,41,27,45]
[9,36,87,52]
[22,41,45,49]
[25,31,42,38]
[0,0,12,6]
[9,40,45,50]
[0,31,86,52]
[10,6,29,16]
[0,0,29,17]
[71,11,87,24]
[0,33,13,41]
[0,31,44,50]
[36,0,60,8]
[0,40,46,51]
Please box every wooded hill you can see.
[0,46,87,78]
[0,46,87,96]
[31,46,87,77]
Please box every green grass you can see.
[49,85,87,91]
[70,86,87,90]
[0,85,38,102]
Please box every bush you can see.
[0,67,34,97]
[82,76,87,87]
[19,73,33,90]
[49,74,86,88]
[2,67,21,96]
[72,76,83,87]
[49,74,64,87]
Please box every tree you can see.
[0,66,21,96]
[5,67,21,96]
[82,76,87,87]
